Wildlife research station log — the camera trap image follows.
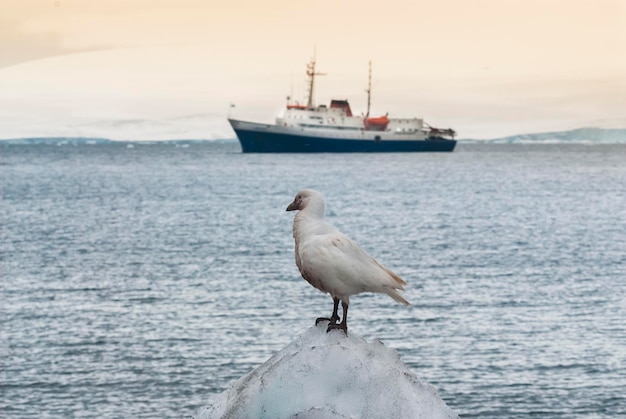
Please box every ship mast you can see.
[365,60,372,118]
[306,55,325,109]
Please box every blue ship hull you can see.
[233,126,456,153]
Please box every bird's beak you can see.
[286,200,299,211]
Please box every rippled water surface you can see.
[2,142,625,418]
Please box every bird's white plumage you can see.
[288,189,408,305]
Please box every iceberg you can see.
[195,324,459,419]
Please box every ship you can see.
[228,58,456,153]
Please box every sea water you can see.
[2,142,625,418]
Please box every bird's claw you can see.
[315,316,339,325]
[326,323,347,334]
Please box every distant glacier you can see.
[2,127,626,145]
[461,127,626,144]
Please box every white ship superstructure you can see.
[228,58,456,153]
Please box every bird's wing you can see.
[299,231,406,295]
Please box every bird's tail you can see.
[384,286,410,305]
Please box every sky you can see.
[0,0,625,140]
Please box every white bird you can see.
[286,189,409,334]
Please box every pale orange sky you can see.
[1,0,625,139]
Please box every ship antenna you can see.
[287,71,294,107]
[306,51,326,109]
[365,60,372,118]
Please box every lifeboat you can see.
[287,104,308,110]
[365,115,389,131]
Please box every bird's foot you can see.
[326,322,347,335]
[315,315,340,326]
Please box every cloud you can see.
[2,0,624,76]
[0,17,112,69]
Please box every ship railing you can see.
[425,126,456,140]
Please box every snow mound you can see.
[195,324,459,419]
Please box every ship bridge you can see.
[277,100,365,130]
